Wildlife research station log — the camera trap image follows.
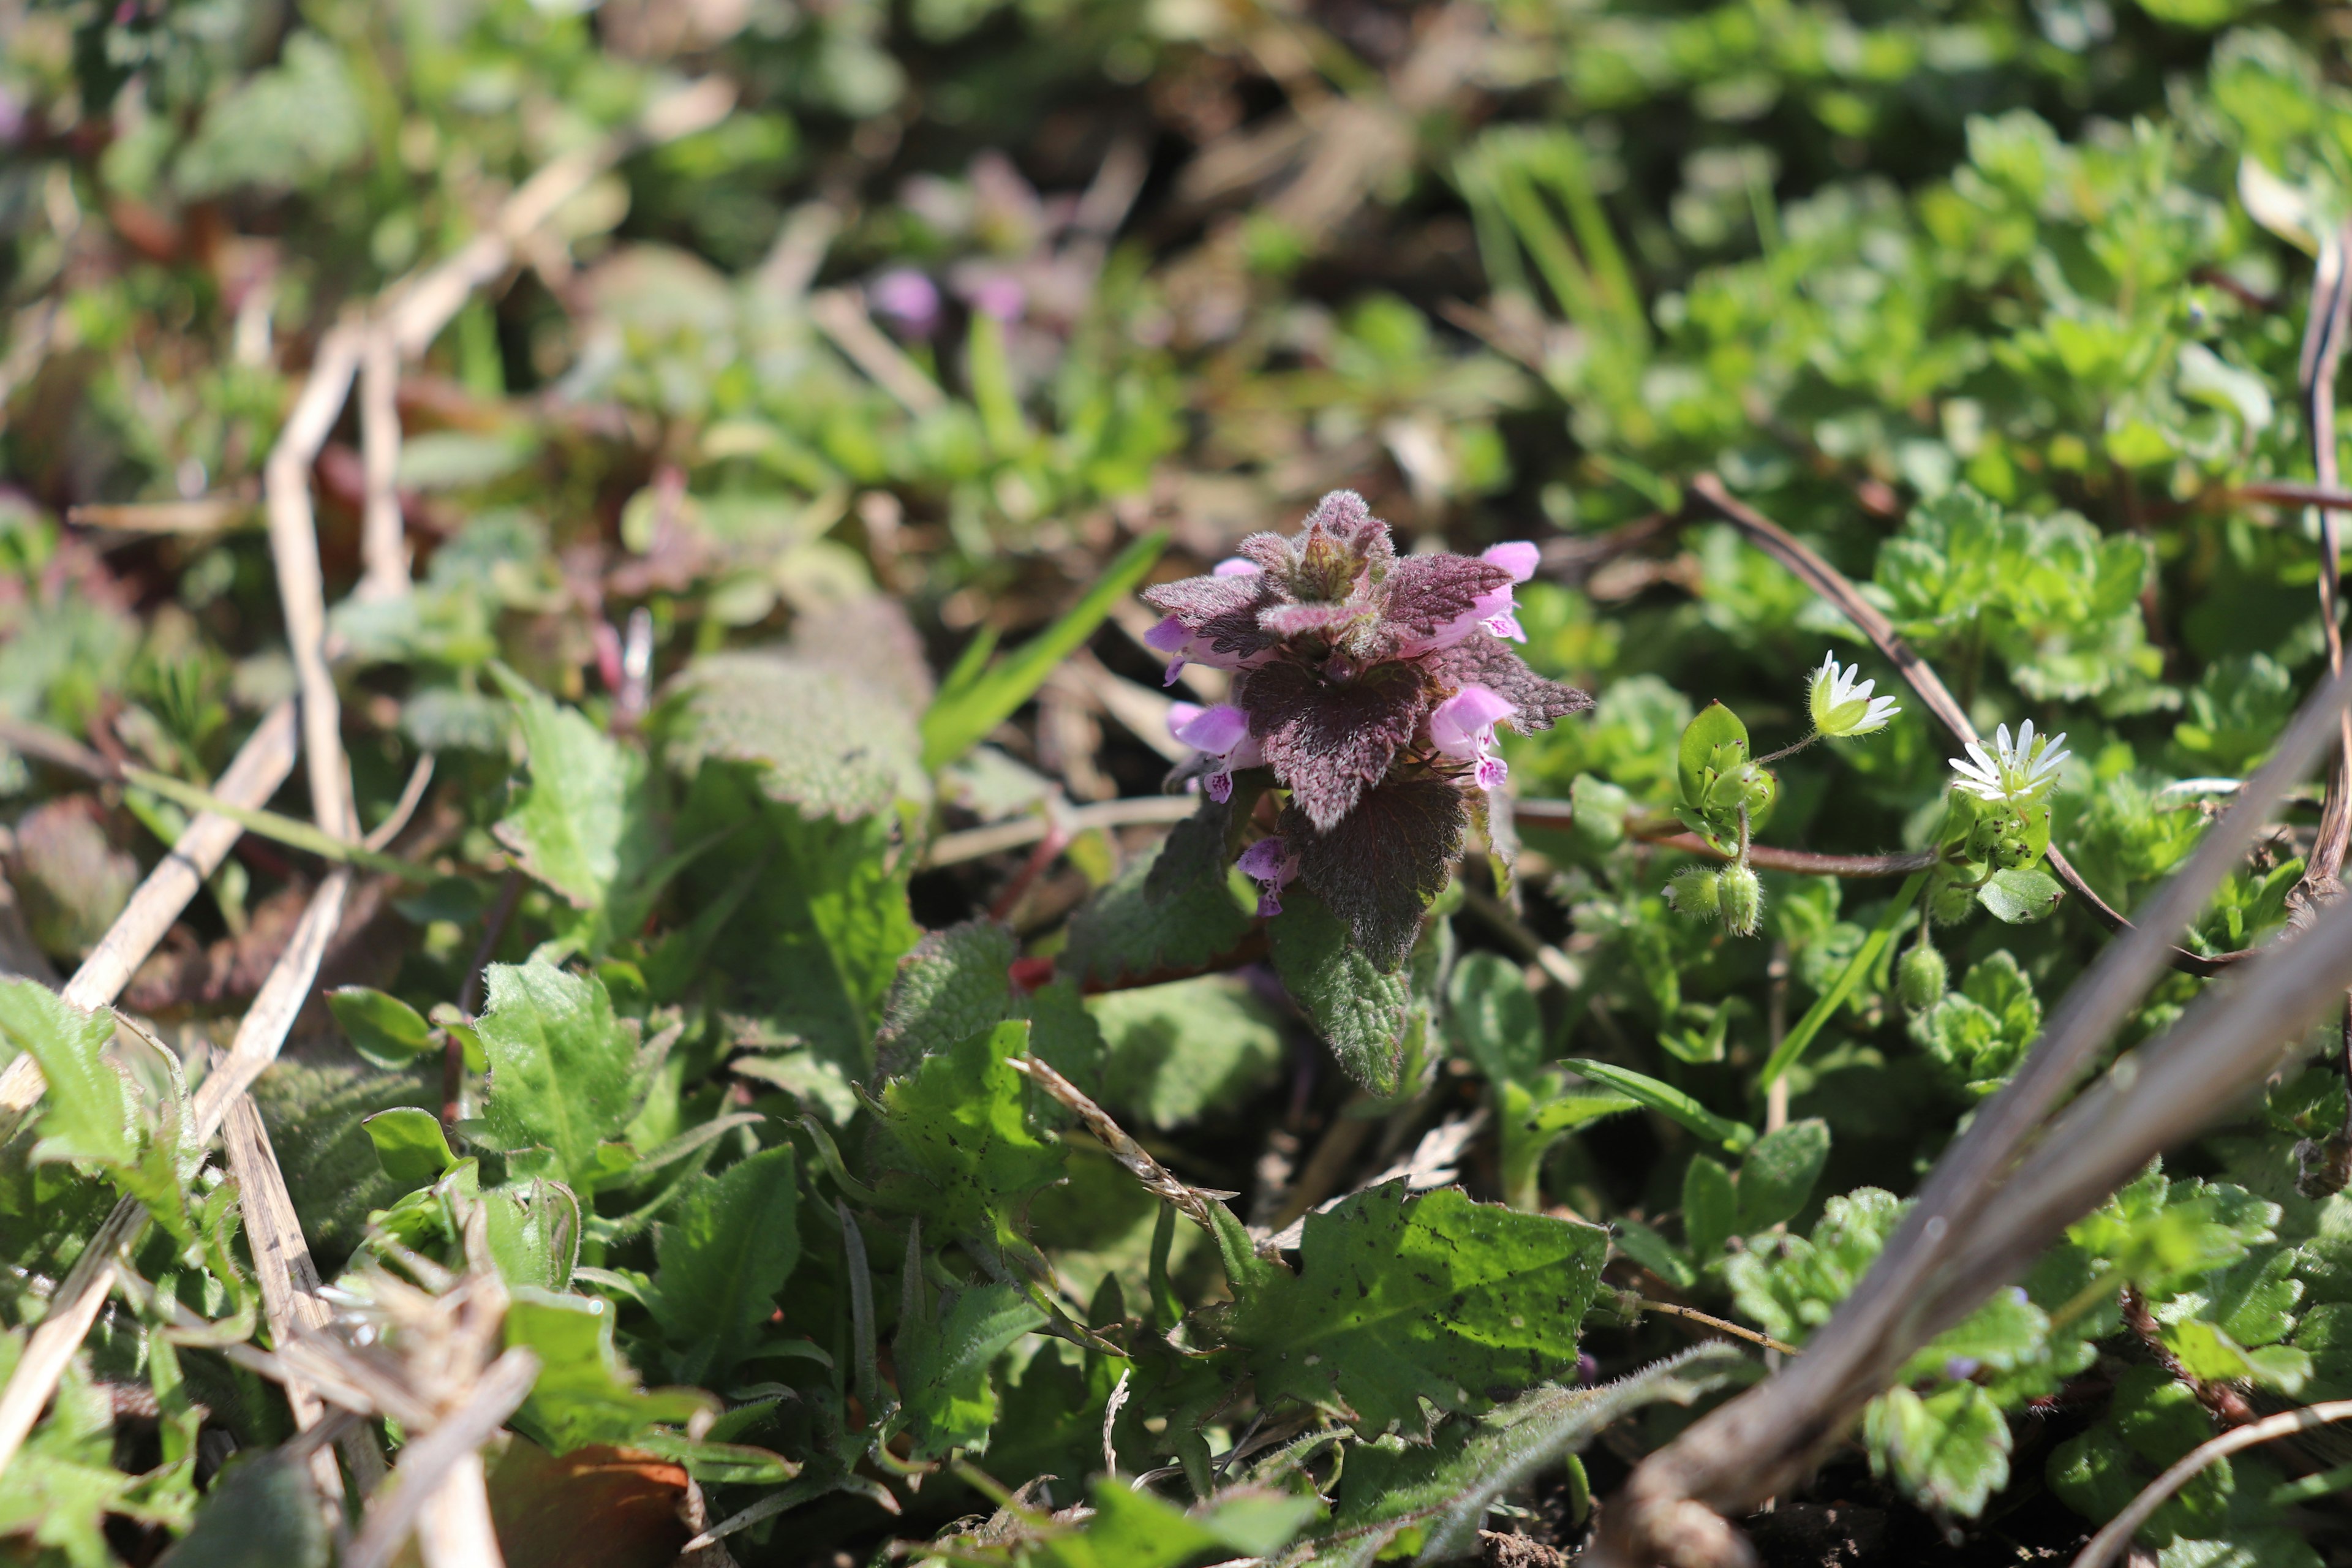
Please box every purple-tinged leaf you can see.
[1286,777,1466,969]
[1140,571,1265,630]
[1425,638,1592,730]
[1240,658,1432,832]
[1379,554,1513,643]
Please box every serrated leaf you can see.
[361,1107,456,1188]
[1559,1058,1755,1153]
[1059,801,1253,989]
[663,651,927,820]
[1317,1344,1751,1568]
[503,1288,720,1455]
[1684,1155,1736,1261]
[0,979,132,1173]
[648,1145,801,1385]
[1088,975,1285,1130]
[1211,1180,1610,1438]
[1864,1381,2010,1518]
[1268,891,1414,1096]
[328,986,435,1069]
[1725,1189,1904,1345]
[1284,777,1465,968]
[492,668,653,912]
[870,1020,1065,1276]
[872,918,1017,1081]
[477,962,650,1197]
[1978,866,2064,924]
[895,1281,1048,1458]
[1736,1118,1831,1234]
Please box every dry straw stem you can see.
[808,288,949,415]
[1011,1054,1227,1232]
[341,1347,540,1568]
[924,794,1202,867]
[1589,652,2352,1568]
[2071,1398,2352,1568]
[0,698,297,1120]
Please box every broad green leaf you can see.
[1863,1382,2010,1518]
[872,918,1016,1080]
[660,650,927,820]
[1212,1180,1610,1438]
[1268,891,1414,1098]
[1316,1344,1751,1568]
[361,1107,456,1189]
[1446,950,1545,1086]
[1037,1481,1321,1568]
[649,1145,801,1385]
[919,530,1167,772]
[155,1453,328,1568]
[1683,1155,1736,1261]
[503,1287,718,1455]
[894,1281,1048,1458]
[1978,866,2064,924]
[870,1020,1065,1276]
[1675,700,1749,814]
[1559,1059,1755,1153]
[483,1179,580,1292]
[1088,974,1286,1131]
[1736,1118,1831,1234]
[1725,1189,1905,1345]
[1060,801,1253,990]
[1610,1218,1694,1292]
[477,961,650,1196]
[491,667,650,913]
[327,987,434,1069]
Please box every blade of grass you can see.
[1759,870,1929,1091]
[919,530,1168,771]
[1559,1060,1755,1155]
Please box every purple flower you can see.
[1136,491,1591,967]
[968,274,1027,322]
[870,268,941,335]
[1166,701,1264,802]
[1428,683,1515,792]
[1237,835,1300,917]
[1943,1355,1981,1382]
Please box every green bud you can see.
[1664,867,1719,921]
[1990,831,2035,871]
[1898,943,1949,1012]
[1717,864,1763,937]
[1930,881,1979,925]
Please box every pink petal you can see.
[1482,541,1540,582]
[1213,557,1262,576]
[1166,702,1205,744]
[1483,608,1526,642]
[1430,684,1517,757]
[1173,703,1251,756]
[1475,755,1509,791]
[1205,769,1234,803]
[1144,616,1190,654]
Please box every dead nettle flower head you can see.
[1148,491,1591,966]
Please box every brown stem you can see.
[2291,223,2352,933]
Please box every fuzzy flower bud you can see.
[1930,880,1979,925]
[1236,835,1300,918]
[1717,864,1763,937]
[1664,866,1721,921]
[1898,943,1949,1012]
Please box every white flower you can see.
[1808,652,1900,738]
[1949,720,2070,804]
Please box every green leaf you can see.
[648,1145,801,1386]
[1316,1344,1751,1568]
[1725,1188,1905,1346]
[1736,1118,1831,1234]
[919,530,1167,771]
[1269,892,1415,1098]
[1863,1382,2011,1519]
[870,1020,1065,1276]
[0,979,131,1173]
[1763,872,1929,1088]
[1684,1155,1737,1261]
[1088,975,1286,1131]
[483,1178,580,1293]
[1978,866,2064,924]
[894,1281,1049,1458]
[1038,1481,1322,1568]
[503,1287,719,1455]
[1675,700,1749,813]
[1212,1180,1610,1438]
[361,1107,456,1189]
[491,667,652,914]
[1610,1218,1695,1292]
[1446,950,1545,1086]
[872,918,1017,1081]
[327,987,434,1069]
[155,1452,328,1568]
[477,961,651,1196]
[1559,1059,1755,1153]
[1060,801,1253,990]
[660,651,928,820]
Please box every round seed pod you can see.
[1898,943,1949,1012]
[1717,864,1763,937]
[1665,866,1721,921]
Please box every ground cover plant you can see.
[16,1,2352,1566]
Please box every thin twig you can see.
[925,795,1201,867]
[342,1348,538,1568]
[1638,1299,1798,1359]
[2071,1399,2352,1568]
[1010,1055,1227,1232]
[1684,473,2237,977]
[356,323,410,600]
[0,701,298,1121]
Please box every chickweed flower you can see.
[1808,653,1899,738]
[1948,720,2069,804]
